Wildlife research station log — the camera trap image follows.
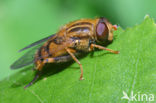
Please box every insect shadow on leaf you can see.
[11,53,88,88]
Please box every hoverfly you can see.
[10,17,119,88]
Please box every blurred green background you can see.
[0,0,156,80]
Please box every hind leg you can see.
[43,55,72,64]
[24,55,72,89]
[24,71,41,89]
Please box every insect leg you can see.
[24,71,41,89]
[65,48,84,80]
[24,55,72,89]
[43,55,72,64]
[90,44,119,54]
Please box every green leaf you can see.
[0,16,156,103]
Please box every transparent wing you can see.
[11,36,74,69]
[19,34,55,52]
[10,34,56,69]
[10,45,41,69]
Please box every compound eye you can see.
[96,22,108,42]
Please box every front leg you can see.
[90,44,119,54]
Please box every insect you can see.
[10,17,119,88]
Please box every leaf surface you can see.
[0,16,156,103]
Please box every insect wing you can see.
[11,34,56,69]
[19,34,55,52]
[10,45,41,69]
